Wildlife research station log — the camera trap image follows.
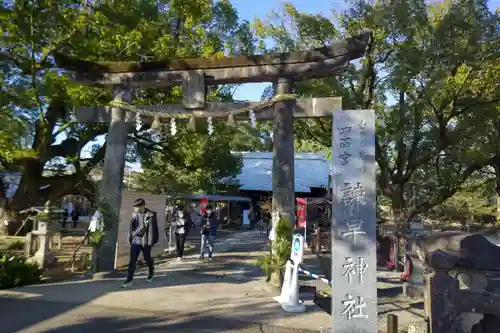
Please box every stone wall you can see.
[418,232,500,333]
[115,191,166,268]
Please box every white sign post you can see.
[291,233,304,264]
[282,233,306,313]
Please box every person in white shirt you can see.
[189,203,199,229]
[174,205,191,262]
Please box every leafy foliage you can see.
[256,216,293,283]
[135,121,267,195]
[431,172,496,221]
[255,0,500,223]
[0,0,257,220]
[1,0,499,228]
[0,251,42,289]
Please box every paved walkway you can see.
[0,231,330,333]
[299,248,426,332]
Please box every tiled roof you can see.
[233,152,330,193]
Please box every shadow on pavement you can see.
[2,301,315,333]
[0,231,326,333]
[2,290,319,333]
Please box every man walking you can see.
[174,204,190,262]
[199,205,215,261]
[122,198,159,288]
[209,205,218,257]
[164,204,176,253]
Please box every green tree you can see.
[0,0,107,224]
[134,121,265,195]
[432,177,495,226]
[255,0,499,228]
[0,0,256,225]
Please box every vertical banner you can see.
[331,110,377,332]
[200,197,208,215]
[296,198,307,245]
[296,198,307,228]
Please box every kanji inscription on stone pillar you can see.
[331,109,377,332]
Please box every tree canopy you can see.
[0,0,259,220]
[0,0,499,228]
[134,121,266,195]
[254,0,500,223]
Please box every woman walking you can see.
[174,204,190,262]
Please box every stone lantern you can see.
[23,201,63,269]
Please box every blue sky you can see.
[231,0,345,101]
[232,0,500,101]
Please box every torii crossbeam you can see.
[54,30,371,276]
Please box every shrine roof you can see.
[233,152,330,193]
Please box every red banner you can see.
[200,197,208,214]
[296,198,306,228]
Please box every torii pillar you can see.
[96,86,132,273]
[272,77,296,226]
[55,30,371,275]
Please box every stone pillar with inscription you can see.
[331,109,377,332]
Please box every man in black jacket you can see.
[199,205,215,261]
[122,198,159,288]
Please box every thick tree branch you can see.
[375,137,392,197]
[82,143,107,174]
[48,138,79,160]
[131,134,164,152]
[46,125,108,162]
[39,174,96,203]
[359,39,376,109]
[131,133,201,172]
[394,90,407,184]
[450,98,500,122]
[404,107,424,182]
[315,118,329,134]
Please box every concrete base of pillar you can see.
[91,270,121,280]
[281,301,306,313]
[403,281,425,298]
[28,251,58,269]
[407,321,429,333]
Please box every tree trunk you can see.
[496,190,500,227]
[391,188,407,231]
[494,163,500,227]
[0,204,21,235]
[391,190,406,272]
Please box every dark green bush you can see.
[0,251,42,288]
[7,239,25,251]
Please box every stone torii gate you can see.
[54,30,371,274]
